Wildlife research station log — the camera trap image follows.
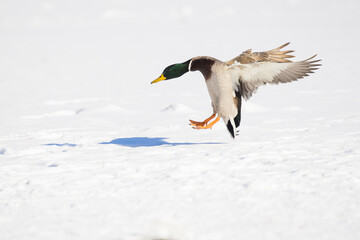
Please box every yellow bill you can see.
[151,74,166,84]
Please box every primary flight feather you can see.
[151,43,321,138]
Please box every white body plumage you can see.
[206,61,238,124]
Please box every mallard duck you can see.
[151,43,321,138]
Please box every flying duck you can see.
[151,43,321,138]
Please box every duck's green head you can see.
[151,59,191,84]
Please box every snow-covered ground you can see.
[1,0,360,239]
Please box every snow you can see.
[1,0,360,240]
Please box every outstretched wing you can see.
[227,43,321,100]
[226,42,295,65]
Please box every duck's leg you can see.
[189,113,216,127]
[192,116,220,129]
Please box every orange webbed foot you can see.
[189,113,215,127]
[189,114,220,129]
[192,116,220,129]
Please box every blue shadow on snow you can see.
[44,143,77,147]
[100,137,222,148]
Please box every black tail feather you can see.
[226,120,235,138]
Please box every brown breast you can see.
[190,57,215,80]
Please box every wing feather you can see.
[226,42,295,65]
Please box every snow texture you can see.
[1,1,360,240]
